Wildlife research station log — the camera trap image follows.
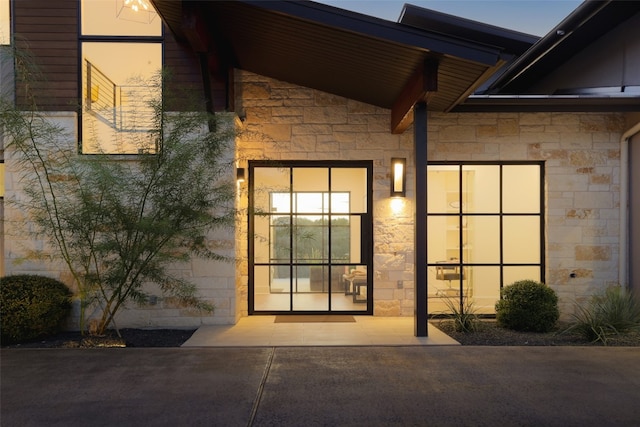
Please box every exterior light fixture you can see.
[237,168,246,183]
[390,157,406,197]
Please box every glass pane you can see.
[293,266,328,311]
[348,216,362,263]
[503,266,542,286]
[466,216,500,263]
[293,168,328,192]
[467,266,500,315]
[270,215,291,262]
[296,193,323,213]
[81,42,161,154]
[342,266,368,304]
[427,216,449,263]
[331,168,367,213]
[503,216,541,263]
[330,192,350,214]
[254,168,290,213]
[503,165,540,213]
[330,216,350,262]
[294,215,325,262]
[427,166,459,213]
[463,165,499,213]
[82,0,161,36]
[331,266,366,311]
[254,265,290,311]
[253,215,271,263]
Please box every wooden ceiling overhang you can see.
[151,0,514,134]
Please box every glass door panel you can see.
[250,162,372,314]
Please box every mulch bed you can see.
[433,320,640,346]
[2,329,196,349]
[3,321,640,348]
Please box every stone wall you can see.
[236,70,627,319]
[427,112,625,316]
[235,70,415,316]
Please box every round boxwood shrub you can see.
[495,280,559,332]
[0,274,72,344]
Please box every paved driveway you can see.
[2,347,640,426]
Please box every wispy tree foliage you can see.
[1,46,236,334]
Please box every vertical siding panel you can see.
[13,1,230,112]
[13,0,78,111]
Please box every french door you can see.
[249,161,373,314]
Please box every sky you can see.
[317,0,583,36]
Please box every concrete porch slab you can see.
[182,316,460,347]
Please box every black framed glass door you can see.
[249,161,373,314]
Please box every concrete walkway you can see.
[2,346,640,426]
[182,316,459,347]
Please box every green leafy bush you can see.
[495,280,559,332]
[0,275,72,344]
[564,287,640,344]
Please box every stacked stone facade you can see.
[236,70,626,320]
[1,69,627,328]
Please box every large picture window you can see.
[80,0,162,154]
[427,162,544,315]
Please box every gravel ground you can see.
[3,321,640,348]
[433,319,640,346]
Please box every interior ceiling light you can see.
[125,0,149,12]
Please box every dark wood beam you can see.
[391,58,438,134]
[182,4,210,53]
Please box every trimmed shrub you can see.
[0,275,72,344]
[495,280,559,332]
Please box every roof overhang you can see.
[454,95,640,112]
[151,0,520,133]
[486,0,640,94]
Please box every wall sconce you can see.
[390,158,406,197]
[237,168,246,183]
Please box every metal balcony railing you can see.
[84,59,156,132]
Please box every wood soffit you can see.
[151,0,510,134]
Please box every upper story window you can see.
[0,0,9,45]
[80,0,162,154]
